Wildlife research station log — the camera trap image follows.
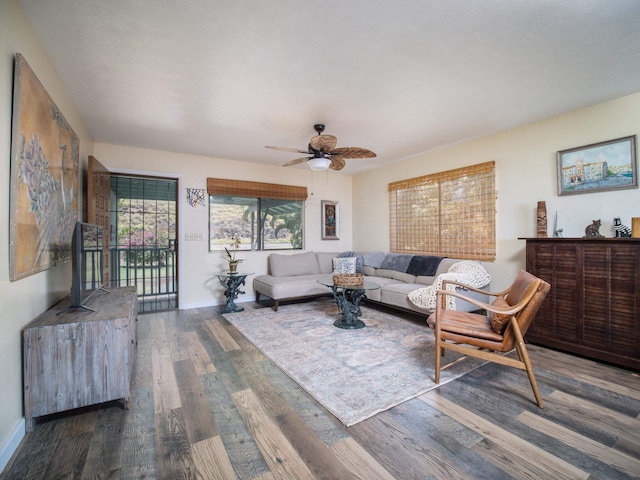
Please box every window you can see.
[389,161,495,261]
[208,178,307,252]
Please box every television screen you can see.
[81,223,104,290]
[68,222,107,311]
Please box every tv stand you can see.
[57,286,112,314]
[23,286,138,431]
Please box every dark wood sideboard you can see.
[522,237,640,370]
[23,286,138,431]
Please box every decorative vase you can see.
[228,262,238,273]
[536,201,547,238]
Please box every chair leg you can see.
[513,330,544,408]
[434,336,442,384]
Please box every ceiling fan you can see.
[265,124,376,171]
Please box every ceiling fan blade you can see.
[329,156,346,171]
[309,135,337,152]
[329,147,376,158]
[282,157,309,167]
[266,145,310,154]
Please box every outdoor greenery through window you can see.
[208,178,307,252]
[389,161,496,261]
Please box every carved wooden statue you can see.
[536,201,547,238]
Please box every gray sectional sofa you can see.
[253,251,489,314]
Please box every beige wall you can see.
[92,143,353,309]
[353,92,640,290]
[0,0,95,468]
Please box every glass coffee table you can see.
[318,279,380,329]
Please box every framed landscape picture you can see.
[321,200,339,240]
[557,135,637,196]
[9,54,79,281]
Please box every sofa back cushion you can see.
[380,253,413,272]
[315,252,341,274]
[362,251,387,268]
[269,252,320,276]
[372,268,416,284]
[434,258,460,276]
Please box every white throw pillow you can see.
[333,257,356,274]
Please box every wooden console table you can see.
[23,286,138,431]
[522,237,640,370]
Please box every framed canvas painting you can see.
[557,135,637,196]
[321,200,339,240]
[9,54,79,281]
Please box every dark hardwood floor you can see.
[3,300,640,479]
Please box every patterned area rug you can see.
[223,299,486,426]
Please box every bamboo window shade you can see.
[389,161,496,261]
[207,178,308,200]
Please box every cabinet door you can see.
[527,242,580,340]
[583,243,639,357]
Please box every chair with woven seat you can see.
[427,269,550,407]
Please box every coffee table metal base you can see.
[333,318,366,329]
[330,286,368,328]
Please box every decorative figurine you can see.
[553,211,563,238]
[613,217,632,238]
[583,219,604,238]
[536,201,547,238]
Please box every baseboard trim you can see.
[0,418,25,474]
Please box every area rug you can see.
[223,300,486,426]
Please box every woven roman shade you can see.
[389,161,496,261]
[207,178,308,200]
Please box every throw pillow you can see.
[489,295,512,334]
[333,257,357,274]
[339,251,363,273]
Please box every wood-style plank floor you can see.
[3,300,640,479]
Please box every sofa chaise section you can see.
[254,251,337,311]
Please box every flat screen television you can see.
[67,221,109,312]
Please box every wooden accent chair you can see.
[427,270,550,407]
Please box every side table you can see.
[214,271,253,313]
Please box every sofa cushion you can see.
[434,258,460,276]
[254,273,333,299]
[361,265,376,276]
[333,257,357,274]
[269,252,320,277]
[380,283,426,312]
[315,252,341,273]
[363,251,387,268]
[415,275,438,285]
[374,268,416,284]
[359,275,400,302]
[380,253,413,272]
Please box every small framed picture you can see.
[557,135,637,196]
[321,200,339,240]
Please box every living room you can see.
[2,0,640,476]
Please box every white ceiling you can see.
[17,0,640,174]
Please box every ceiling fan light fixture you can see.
[308,157,332,171]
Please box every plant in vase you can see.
[222,236,244,273]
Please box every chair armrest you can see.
[435,288,524,316]
[441,279,507,297]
